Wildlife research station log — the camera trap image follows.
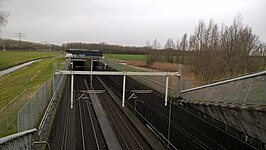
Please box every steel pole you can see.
[53,62,57,93]
[90,58,93,88]
[122,74,126,107]
[177,64,181,97]
[104,63,107,70]
[165,75,169,106]
[71,73,74,109]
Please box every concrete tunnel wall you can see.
[84,58,99,70]
[185,103,266,144]
[72,61,85,70]
[72,58,99,71]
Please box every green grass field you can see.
[0,57,64,108]
[104,54,146,61]
[103,54,190,64]
[0,51,59,70]
[0,57,64,137]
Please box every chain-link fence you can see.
[0,90,27,137]
[181,80,208,91]
[182,71,266,106]
[103,59,180,97]
[17,81,51,132]
[17,59,70,133]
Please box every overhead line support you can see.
[57,70,180,108]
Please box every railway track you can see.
[74,76,106,150]
[50,76,107,150]
[93,76,151,150]
[100,76,182,149]
[50,75,151,150]
[60,98,70,150]
[49,62,261,150]
[49,76,76,150]
[101,73,258,150]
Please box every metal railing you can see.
[38,58,70,140]
[181,71,266,106]
[102,59,180,97]
[0,128,36,149]
[37,70,66,140]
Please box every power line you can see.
[15,32,26,41]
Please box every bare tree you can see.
[219,15,260,74]
[152,39,161,50]
[256,43,266,70]
[205,20,219,50]
[194,20,206,50]
[239,26,260,72]
[174,15,262,81]
[180,33,188,51]
[188,35,196,51]
[164,38,175,49]
[146,40,152,49]
[0,1,8,32]
[189,20,223,81]
[219,16,243,74]
[164,39,175,63]
[179,34,188,63]
[176,39,181,50]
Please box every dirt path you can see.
[124,60,200,83]
[0,59,41,77]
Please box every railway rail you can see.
[74,76,106,150]
[49,76,74,150]
[50,75,152,150]
[46,57,263,150]
[100,72,259,150]
[93,76,151,150]
[49,76,107,150]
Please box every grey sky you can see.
[1,0,266,46]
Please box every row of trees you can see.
[62,42,150,54]
[188,16,264,81]
[0,39,62,51]
[146,37,188,50]
[146,16,266,81]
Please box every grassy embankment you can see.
[0,57,64,108]
[0,55,64,137]
[0,51,59,70]
[104,54,146,61]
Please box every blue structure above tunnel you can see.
[65,49,103,58]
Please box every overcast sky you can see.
[1,0,266,46]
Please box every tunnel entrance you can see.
[65,49,103,71]
[72,60,85,71]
